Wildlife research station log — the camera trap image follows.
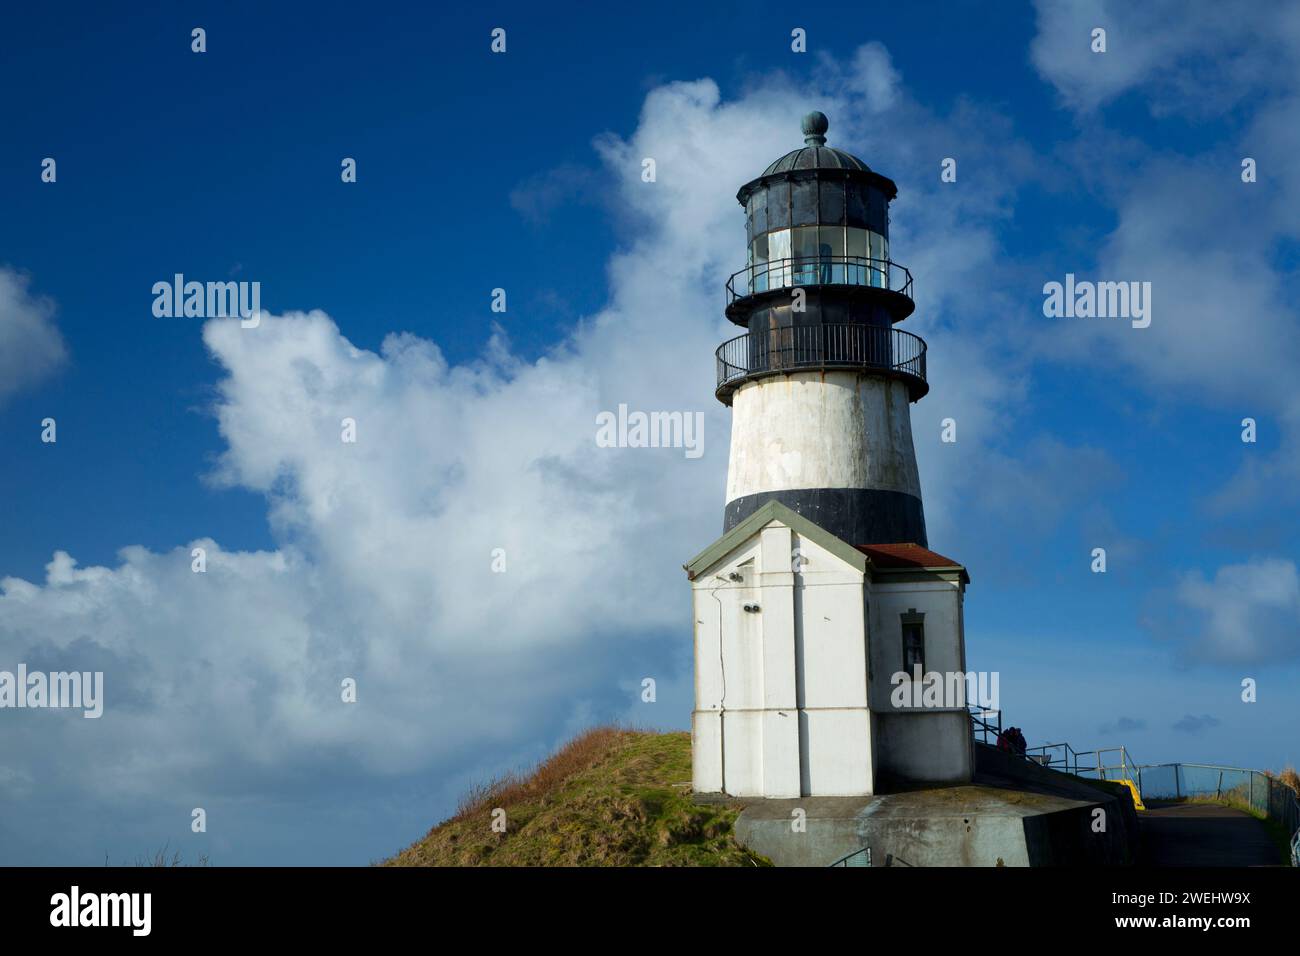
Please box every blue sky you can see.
[1,0,1298,865]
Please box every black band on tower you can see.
[724,488,928,548]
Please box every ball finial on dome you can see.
[801,110,829,146]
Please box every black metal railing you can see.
[725,256,913,305]
[715,323,927,401]
[969,704,1003,747]
[828,846,872,867]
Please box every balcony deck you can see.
[715,323,928,404]
[725,256,915,322]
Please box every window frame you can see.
[901,609,925,677]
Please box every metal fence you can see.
[968,710,1300,863]
[1136,762,1300,839]
[1023,742,1141,782]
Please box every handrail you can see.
[828,846,872,867]
[714,323,927,402]
[1020,742,1139,779]
[968,704,1002,746]
[969,716,1300,856]
[726,255,913,305]
[967,711,1139,779]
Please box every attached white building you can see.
[684,500,971,798]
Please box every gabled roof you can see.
[683,500,866,580]
[682,501,970,584]
[857,543,969,583]
[681,496,967,587]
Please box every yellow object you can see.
[1115,778,1146,810]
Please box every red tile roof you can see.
[856,543,965,571]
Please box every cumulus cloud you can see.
[821,42,901,113]
[1030,0,1300,115]
[1144,558,1300,663]
[1028,1,1300,527]
[1030,0,1300,392]
[0,268,66,405]
[1043,159,1300,413]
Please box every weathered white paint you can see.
[868,577,973,783]
[690,514,970,797]
[868,579,967,708]
[725,371,921,503]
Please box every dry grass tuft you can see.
[127,842,210,867]
[384,727,765,867]
[1276,766,1300,796]
[450,725,623,823]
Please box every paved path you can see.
[1140,801,1280,866]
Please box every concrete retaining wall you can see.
[729,744,1139,866]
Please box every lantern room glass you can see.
[748,226,889,293]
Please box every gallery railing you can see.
[726,255,914,305]
[715,323,927,402]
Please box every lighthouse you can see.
[685,114,972,800]
[718,110,928,546]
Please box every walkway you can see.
[1140,801,1280,866]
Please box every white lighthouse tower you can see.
[685,113,973,799]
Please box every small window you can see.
[846,185,869,228]
[749,233,768,293]
[819,181,845,225]
[792,227,819,284]
[766,228,791,289]
[767,182,790,230]
[751,189,768,235]
[792,178,818,225]
[822,226,845,283]
[846,227,868,286]
[901,610,925,675]
[870,232,889,287]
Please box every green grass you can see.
[384,727,770,867]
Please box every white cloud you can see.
[1048,160,1300,411]
[1145,557,1300,663]
[822,42,901,114]
[1030,0,1300,115]
[1008,1,1300,701]
[1028,2,1300,518]
[0,268,67,405]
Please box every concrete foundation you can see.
[726,743,1139,866]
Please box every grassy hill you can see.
[385,727,768,866]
